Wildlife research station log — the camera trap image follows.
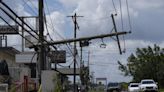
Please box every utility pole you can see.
[67,13,83,92]
[111,14,122,54]
[21,17,24,52]
[38,0,45,84]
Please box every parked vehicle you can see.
[128,83,139,92]
[107,82,121,92]
[139,79,158,92]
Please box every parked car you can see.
[128,83,139,92]
[107,82,121,92]
[139,79,158,92]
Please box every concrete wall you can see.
[0,52,18,67]
[9,67,31,82]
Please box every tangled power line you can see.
[0,0,132,67]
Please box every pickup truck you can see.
[139,79,158,92]
[106,82,121,92]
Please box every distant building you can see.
[0,47,30,83]
[0,47,20,67]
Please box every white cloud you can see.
[46,11,66,40]
[1,0,164,82]
[131,0,164,10]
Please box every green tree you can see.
[118,45,164,87]
[80,66,90,91]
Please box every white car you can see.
[128,83,139,92]
[139,79,158,92]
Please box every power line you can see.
[118,0,126,53]
[22,0,38,15]
[67,13,83,92]
[0,2,39,40]
[126,0,132,32]
[44,12,54,42]
[43,7,77,68]
[112,0,117,14]
[43,11,75,60]
[80,16,111,21]
[119,0,124,31]
[0,16,37,48]
[44,0,65,40]
[30,52,37,63]
[0,1,57,50]
[90,63,118,66]
[44,0,76,61]
[27,0,38,9]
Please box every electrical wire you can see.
[80,16,111,21]
[112,0,117,14]
[126,0,132,32]
[22,0,38,15]
[30,52,37,64]
[0,3,39,41]
[0,16,37,48]
[0,1,57,50]
[44,12,54,41]
[118,0,126,53]
[43,9,76,68]
[26,0,38,10]
[21,0,38,30]
[43,11,76,63]
[57,64,70,68]
[44,0,75,60]
[44,0,65,40]
[90,63,118,66]
[119,0,124,31]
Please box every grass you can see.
[159,89,164,92]
[89,88,104,92]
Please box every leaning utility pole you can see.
[67,13,83,92]
[111,14,122,54]
[38,0,45,84]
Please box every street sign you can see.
[57,68,80,75]
[0,25,19,34]
[16,52,37,63]
[49,50,66,63]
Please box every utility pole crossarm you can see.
[67,13,83,31]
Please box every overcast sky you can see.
[1,0,164,83]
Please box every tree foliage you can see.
[118,45,164,87]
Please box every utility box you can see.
[41,70,58,92]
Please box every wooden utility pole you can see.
[67,13,83,92]
[38,0,45,84]
[111,14,122,54]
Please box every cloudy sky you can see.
[1,0,164,83]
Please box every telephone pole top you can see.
[67,13,83,92]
